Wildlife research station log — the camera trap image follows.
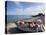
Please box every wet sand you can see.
[7,23,17,34]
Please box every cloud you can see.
[7,2,45,15]
[14,2,23,8]
[14,4,45,15]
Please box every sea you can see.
[7,15,31,23]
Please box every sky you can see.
[7,1,45,15]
